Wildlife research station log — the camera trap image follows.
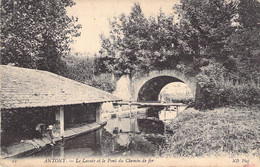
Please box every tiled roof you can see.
[0,65,121,109]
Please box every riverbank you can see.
[1,121,107,158]
[159,107,260,157]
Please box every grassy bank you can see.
[158,107,260,157]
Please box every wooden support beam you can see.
[55,106,64,138]
[96,103,102,124]
[60,106,64,137]
[60,144,65,157]
[118,105,122,113]
[129,103,132,119]
[164,109,166,121]
[95,128,101,147]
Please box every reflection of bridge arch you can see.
[133,70,196,102]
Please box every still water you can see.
[23,112,166,158]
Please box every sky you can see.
[66,0,180,55]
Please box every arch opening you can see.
[137,76,185,102]
[158,82,194,103]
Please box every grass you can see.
[158,107,260,157]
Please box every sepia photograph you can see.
[0,0,259,166]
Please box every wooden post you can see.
[60,106,64,137]
[116,105,120,127]
[96,103,102,124]
[95,128,101,151]
[164,107,166,121]
[129,100,132,119]
[118,105,122,113]
[55,106,64,138]
[60,142,65,157]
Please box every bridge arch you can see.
[137,76,184,101]
[133,70,196,102]
[113,70,196,101]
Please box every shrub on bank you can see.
[158,107,260,157]
[216,81,260,106]
[195,63,260,110]
[195,79,260,110]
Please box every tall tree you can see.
[99,0,259,80]
[99,3,149,76]
[225,0,260,79]
[1,0,81,73]
[237,0,260,29]
[99,3,180,76]
[174,0,237,72]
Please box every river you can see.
[21,109,166,158]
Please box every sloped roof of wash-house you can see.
[0,65,121,109]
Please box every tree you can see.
[99,0,259,82]
[1,0,81,74]
[62,53,95,83]
[175,0,237,60]
[99,3,149,77]
[62,53,116,93]
[146,10,181,71]
[237,0,260,29]
[99,3,180,77]
[225,0,260,80]
[173,0,238,77]
[175,0,260,80]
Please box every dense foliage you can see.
[1,0,81,73]
[62,53,116,92]
[195,62,260,110]
[99,0,260,79]
[99,3,181,76]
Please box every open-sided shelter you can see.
[0,65,121,146]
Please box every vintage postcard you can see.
[1,0,259,166]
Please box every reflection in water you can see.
[28,129,102,158]
[24,113,165,158]
[105,117,141,134]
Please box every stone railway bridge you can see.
[113,70,196,102]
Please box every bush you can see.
[196,78,260,110]
[216,81,260,106]
[195,62,260,110]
